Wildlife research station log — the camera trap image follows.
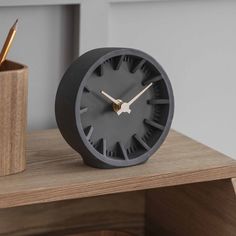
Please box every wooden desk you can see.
[0,129,236,235]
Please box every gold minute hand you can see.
[127,83,153,106]
[100,91,120,105]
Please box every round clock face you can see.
[55,48,174,168]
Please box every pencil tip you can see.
[12,19,18,29]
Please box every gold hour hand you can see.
[100,91,119,105]
[127,83,153,106]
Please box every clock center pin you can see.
[113,99,131,115]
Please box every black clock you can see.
[55,48,174,168]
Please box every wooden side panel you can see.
[146,179,236,236]
[0,191,145,236]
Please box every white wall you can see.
[0,5,76,130]
[108,0,236,159]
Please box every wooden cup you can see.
[0,60,28,177]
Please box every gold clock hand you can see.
[101,84,152,116]
[116,83,153,115]
[127,83,153,106]
[100,91,120,105]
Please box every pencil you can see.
[0,19,18,66]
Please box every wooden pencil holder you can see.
[0,60,28,177]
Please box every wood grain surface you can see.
[0,60,28,177]
[146,179,236,236]
[0,129,236,208]
[0,191,144,236]
[68,231,132,236]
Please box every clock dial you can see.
[55,48,174,168]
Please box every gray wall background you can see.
[0,5,75,130]
[0,0,235,160]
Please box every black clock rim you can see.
[55,47,174,168]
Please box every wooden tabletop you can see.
[0,129,236,208]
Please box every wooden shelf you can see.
[0,129,236,209]
[1,128,236,236]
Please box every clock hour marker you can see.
[96,64,104,76]
[97,138,106,156]
[144,119,165,131]
[142,75,162,86]
[148,99,169,105]
[133,134,150,150]
[84,125,94,140]
[84,87,90,93]
[101,138,106,156]
[118,142,129,160]
[80,107,88,114]
[131,59,146,73]
[114,55,124,70]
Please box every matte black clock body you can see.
[55,48,174,168]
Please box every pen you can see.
[0,19,18,66]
